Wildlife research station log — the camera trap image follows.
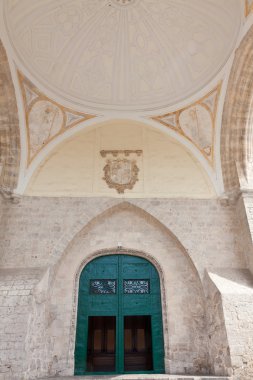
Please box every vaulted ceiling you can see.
[3,0,241,113]
[0,0,252,197]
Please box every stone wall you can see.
[0,268,44,380]
[0,196,252,379]
[0,197,246,275]
[207,269,253,379]
[0,196,3,220]
[48,205,209,377]
[204,272,231,376]
[235,194,253,274]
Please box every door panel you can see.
[87,316,116,372]
[74,254,165,375]
[124,315,153,371]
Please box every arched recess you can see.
[0,39,20,194]
[24,119,216,198]
[221,25,253,194]
[42,202,210,377]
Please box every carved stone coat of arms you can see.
[100,150,142,193]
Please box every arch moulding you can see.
[221,25,253,194]
[0,39,20,195]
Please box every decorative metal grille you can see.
[123,279,150,294]
[90,280,116,294]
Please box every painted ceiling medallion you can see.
[101,150,142,193]
[18,71,96,166]
[151,83,221,166]
[3,0,241,113]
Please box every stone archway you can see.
[0,40,20,195]
[44,203,209,377]
[221,25,253,194]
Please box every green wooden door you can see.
[74,254,165,375]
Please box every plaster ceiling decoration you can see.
[18,71,96,166]
[3,0,241,113]
[151,83,221,166]
[245,0,253,16]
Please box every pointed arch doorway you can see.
[74,254,165,375]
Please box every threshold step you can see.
[40,375,231,380]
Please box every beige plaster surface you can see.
[25,120,215,198]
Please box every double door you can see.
[74,254,165,375]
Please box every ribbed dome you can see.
[3,0,241,113]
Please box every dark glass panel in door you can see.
[87,316,116,372]
[124,315,153,371]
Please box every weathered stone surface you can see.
[0,197,252,379]
[221,25,253,193]
[0,197,246,274]
[0,39,20,193]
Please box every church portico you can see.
[1,1,253,379]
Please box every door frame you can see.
[74,251,167,375]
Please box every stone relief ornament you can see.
[100,150,142,193]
